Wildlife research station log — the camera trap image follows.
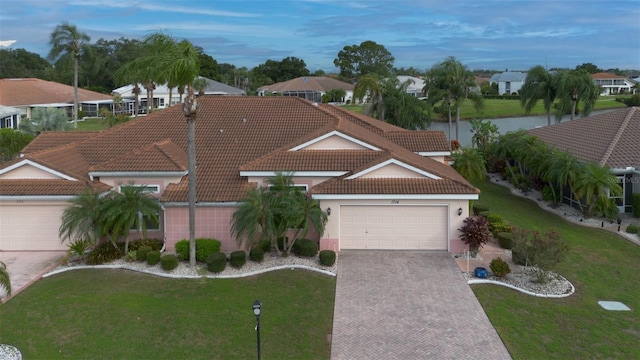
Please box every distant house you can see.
[529,107,640,213]
[0,78,117,121]
[0,105,21,129]
[591,72,638,95]
[257,76,354,103]
[489,71,527,95]
[396,76,426,99]
[112,76,246,113]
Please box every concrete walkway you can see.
[0,251,65,301]
[331,251,511,359]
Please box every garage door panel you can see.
[340,205,447,250]
[0,204,68,251]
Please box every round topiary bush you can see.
[473,204,489,215]
[490,257,511,277]
[146,250,161,265]
[258,239,271,253]
[136,245,152,261]
[511,251,526,266]
[160,254,179,270]
[293,239,318,258]
[206,253,227,273]
[249,247,264,262]
[626,224,639,234]
[319,250,336,266]
[229,251,247,268]
[496,232,513,249]
[195,238,222,262]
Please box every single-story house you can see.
[257,76,354,103]
[0,78,118,120]
[112,76,246,113]
[591,72,638,95]
[0,97,479,252]
[0,105,21,129]
[528,107,640,213]
[489,71,527,95]
[396,76,426,99]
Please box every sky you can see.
[1,0,639,73]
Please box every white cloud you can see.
[0,40,17,47]
[69,1,261,18]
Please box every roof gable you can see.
[0,159,76,180]
[347,159,441,180]
[290,131,380,151]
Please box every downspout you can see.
[161,204,166,253]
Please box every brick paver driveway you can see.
[331,251,511,359]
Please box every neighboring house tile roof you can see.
[489,71,527,83]
[0,78,113,106]
[21,131,100,154]
[591,72,626,79]
[258,76,354,93]
[528,107,640,169]
[3,96,478,202]
[0,179,110,196]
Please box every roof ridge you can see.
[154,139,188,171]
[600,107,635,166]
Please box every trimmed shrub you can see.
[249,247,264,262]
[319,250,336,266]
[136,245,152,261]
[512,250,526,266]
[293,239,319,258]
[496,232,513,249]
[86,242,124,265]
[160,254,179,270]
[129,238,163,251]
[175,240,189,261]
[258,239,271,252]
[486,213,512,237]
[146,250,161,265]
[633,193,640,218]
[196,238,222,262]
[206,253,227,273]
[230,251,247,268]
[626,224,639,234]
[473,204,489,215]
[490,257,511,277]
[478,210,491,218]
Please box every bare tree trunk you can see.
[73,55,79,128]
[183,86,198,266]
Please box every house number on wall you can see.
[391,200,399,204]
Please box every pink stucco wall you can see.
[164,206,240,252]
[449,238,466,253]
[320,238,338,252]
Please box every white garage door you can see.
[0,203,68,251]
[340,205,448,250]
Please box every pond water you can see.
[428,109,618,147]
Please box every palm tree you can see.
[574,162,622,217]
[193,77,208,96]
[21,107,70,134]
[59,188,106,247]
[354,74,385,120]
[230,186,272,251]
[101,185,161,253]
[520,65,557,126]
[555,70,599,121]
[0,261,10,297]
[452,147,487,181]
[48,22,90,128]
[545,150,585,213]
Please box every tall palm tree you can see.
[0,261,10,297]
[574,162,622,217]
[101,185,161,253]
[555,70,599,121]
[520,65,557,126]
[545,150,585,213]
[452,147,487,181]
[59,188,106,247]
[48,22,90,128]
[354,74,385,120]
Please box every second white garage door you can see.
[340,205,448,250]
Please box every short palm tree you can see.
[354,74,385,120]
[452,147,487,181]
[231,186,272,251]
[48,22,90,128]
[574,162,622,217]
[0,261,10,297]
[555,69,600,121]
[59,188,105,247]
[545,150,585,213]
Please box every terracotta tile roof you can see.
[258,76,354,92]
[0,78,113,106]
[0,179,110,196]
[4,96,478,201]
[240,150,386,172]
[21,131,100,154]
[89,139,188,172]
[382,131,450,152]
[591,72,626,79]
[528,107,640,168]
[311,177,479,195]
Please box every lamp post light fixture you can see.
[457,207,463,216]
[327,207,331,216]
[253,299,262,360]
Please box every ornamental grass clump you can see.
[459,215,491,255]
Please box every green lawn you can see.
[72,118,109,131]
[0,269,335,359]
[471,180,640,359]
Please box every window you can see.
[119,184,160,194]
[268,184,308,192]
[119,184,161,231]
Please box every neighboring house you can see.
[0,105,21,129]
[591,72,638,95]
[0,97,480,253]
[489,71,527,95]
[257,76,354,103]
[112,76,246,113]
[529,107,640,213]
[0,78,118,120]
[396,76,426,99]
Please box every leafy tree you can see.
[393,66,423,77]
[479,80,498,95]
[452,148,487,181]
[511,227,568,283]
[333,40,394,83]
[21,107,70,134]
[469,119,498,156]
[458,215,491,255]
[574,162,622,217]
[377,77,430,129]
[48,22,91,128]
[322,88,347,103]
[0,48,53,79]
[0,129,33,163]
[101,185,160,253]
[195,47,219,81]
[554,70,599,121]
[59,188,106,247]
[575,62,601,74]
[0,261,10,297]
[520,65,558,126]
[424,56,483,143]
[251,57,310,84]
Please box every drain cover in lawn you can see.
[598,301,631,311]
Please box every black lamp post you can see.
[617,216,622,232]
[253,299,262,360]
